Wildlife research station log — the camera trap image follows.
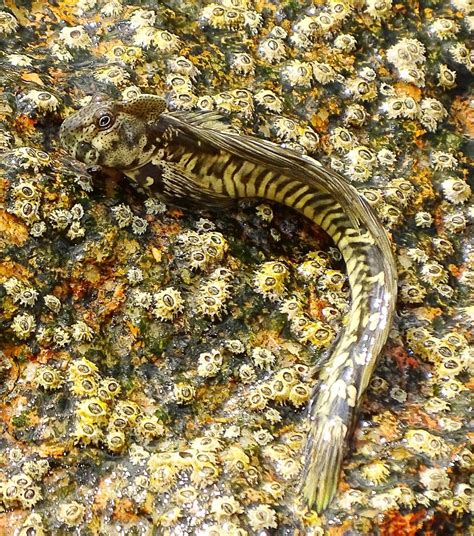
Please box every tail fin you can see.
[301,394,352,512]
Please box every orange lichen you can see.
[388,345,419,371]
[0,210,29,247]
[380,509,427,536]
[451,96,474,137]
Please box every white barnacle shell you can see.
[280,60,313,88]
[59,25,92,49]
[441,177,471,204]
[153,287,184,321]
[386,38,426,69]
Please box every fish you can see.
[60,93,397,512]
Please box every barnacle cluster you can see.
[0,0,471,533]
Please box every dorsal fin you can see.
[166,110,238,133]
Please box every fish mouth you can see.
[67,140,99,165]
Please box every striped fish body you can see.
[60,100,397,512]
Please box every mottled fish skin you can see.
[60,94,397,513]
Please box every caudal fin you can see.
[301,414,349,512]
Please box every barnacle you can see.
[115,400,141,423]
[105,429,126,453]
[251,347,276,370]
[330,127,356,152]
[276,457,301,480]
[12,200,40,224]
[329,0,352,21]
[347,77,378,102]
[291,315,335,347]
[253,261,289,301]
[442,178,471,204]
[443,212,466,233]
[101,0,123,17]
[168,56,200,80]
[334,33,356,52]
[280,60,313,88]
[344,104,367,126]
[145,29,182,52]
[366,0,393,19]
[230,52,254,76]
[71,320,94,342]
[420,467,450,490]
[280,296,303,319]
[432,152,458,171]
[288,383,311,407]
[18,485,42,508]
[369,492,398,512]
[0,10,18,35]
[399,281,426,304]
[431,18,460,40]
[153,287,184,321]
[437,428,462,448]
[174,485,199,506]
[57,501,86,527]
[52,326,70,347]
[30,221,47,237]
[129,8,155,29]
[59,26,92,49]
[11,313,36,339]
[386,38,426,69]
[420,98,447,131]
[145,198,167,215]
[247,389,267,409]
[439,496,470,516]
[21,90,60,113]
[385,179,414,207]
[49,208,72,230]
[70,376,98,397]
[438,64,457,88]
[173,382,196,404]
[197,278,231,319]
[318,269,346,291]
[398,66,426,87]
[435,355,464,377]
[72,420,103,445]
[405,429,450,458]
[254,89,282,113]
[200,4,226,29]
[315,12,336,33]
[22,459,49,480]
[198,349,223,378]
[299,126,319,152]
[420,261,448,285]
[211,495,243,521]
[76,397,108,424]
[136,416,165,442]
[393,486,417,509]
[337,489,368,509]
[254,203,273,222]
[415,211,433,228]
[271,117,299,141]
[311,61,336,85]
[247,504,278,531]
[68,357,98,381]
[377,148,397,167]
[360,460,391,485]
[169,90,198,111]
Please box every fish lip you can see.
[74,141,99,164]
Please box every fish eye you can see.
[96,112,114,130]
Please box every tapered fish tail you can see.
[300,234,394,512]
